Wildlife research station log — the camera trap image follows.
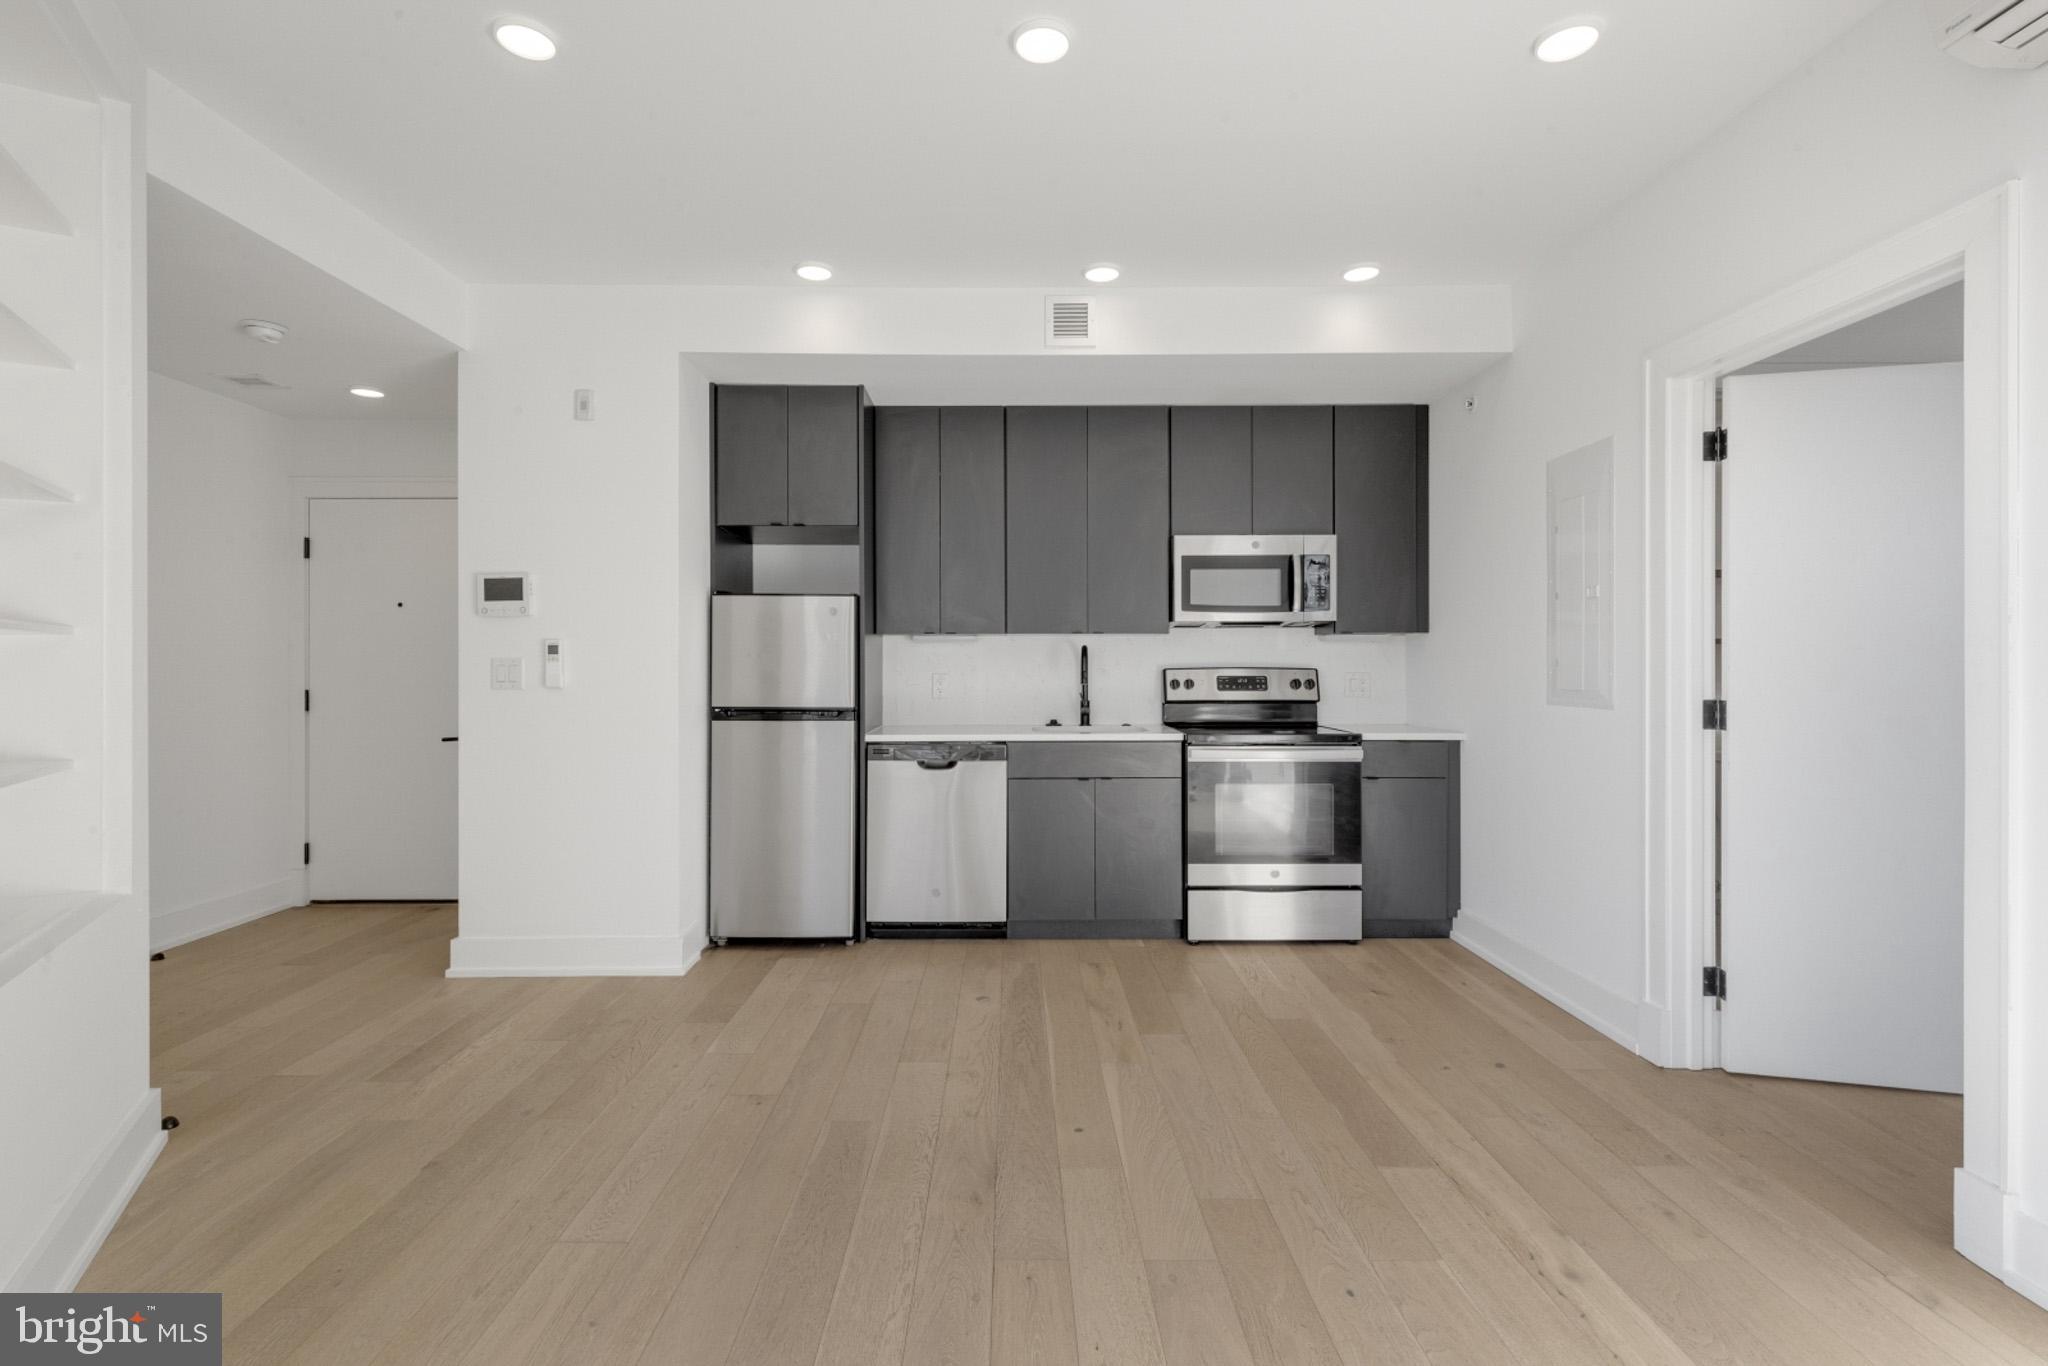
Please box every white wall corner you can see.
[9,1087,163,1292]
[150,873,307,953]
[1450,913,1641,1054]
[445,933,700,978]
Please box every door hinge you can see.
[1702,699,1727,731]
[1703,965,1728,1000]
[303,842,311,866]
[303,536,311,559]
[1703,429,1728,462]
[304,689,310,712]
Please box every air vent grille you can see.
[1927,0,2048,65]
[222,374,287,388]
[1045,295,1095,348]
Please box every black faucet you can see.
[1080,644,1091,727]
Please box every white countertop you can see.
[866,724,1182,743]
[866,723,1465,743]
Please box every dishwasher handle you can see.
[916,758,960,771]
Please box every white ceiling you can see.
[116,0,1884,289]
[147,180,457,418]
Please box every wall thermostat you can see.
[475,572,534,617]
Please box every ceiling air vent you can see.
[1045,295,1095,349]
[1926,0,2048,67]
[221,374,288,389]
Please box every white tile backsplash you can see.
[882,631,1410,729]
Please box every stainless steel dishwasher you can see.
[865,742,1008,933]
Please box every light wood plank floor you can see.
[85,905,2048,1365]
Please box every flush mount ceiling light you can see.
[794,262,834,282]
[1533,22,1601,63]
[1011,21,1071,63]
[1083,263,1120,284]
[239,319,288,344]
[491,20,558,61]
[1341,263,1382,283]
[349,387,386,399]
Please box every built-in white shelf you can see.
[0,299,69,369]
[0,756,71,790]
[0,144,69,236]
[0,617,71,635]
[0,458,74,502]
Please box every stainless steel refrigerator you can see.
[710,594,857,941]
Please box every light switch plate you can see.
[1345,671,1371,699]
[491,657,525,690]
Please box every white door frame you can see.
[292,477,457,898]
[1640,185,2016,1276]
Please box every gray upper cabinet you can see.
[1008,778,1095,921]
[1087,407,1170,633]
[1334,406,1428,633]
[1251,406,1334,533]
[715,384,861,527]
[715,385,788,526]
[1170,407,1252,535]
[874,407,942,635]
[787,386,862,526]
[1006,407,1090,634]
[939,408,1007,633]
[1093,778,1182,922]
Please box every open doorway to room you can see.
[145,179,459,949]
[1711,282,1965,1093]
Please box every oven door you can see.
[1185,746,1363,886]
[1174,536,1301,625]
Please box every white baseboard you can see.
[1450,913,1640,1052]
[151,873,306,952]
[10,1087,164,1291]
[446,933,700,978]
[2007,1199,2048,1310]
[1954,1166,2006,1274]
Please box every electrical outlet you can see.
[491,657,525,690]
[930,672,949,700]
[573,389,595,421]
[1345,671,1371,699]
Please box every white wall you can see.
[148,375,453,947]
[1408,0,2047,1303]
[882,632,1408,730]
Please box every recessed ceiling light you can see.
[1083,263,1120,284]
[1011,22,1071,64]
[794,262,834,282]
[1533,23,1600,63]
[349,387,386,399]
[1341,264,1382,283]
[492,21,558,61]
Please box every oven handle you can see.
[1186,746,1364,765]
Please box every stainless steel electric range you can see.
[1162,667,1363,943]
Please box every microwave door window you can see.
[1183,556,1294,614]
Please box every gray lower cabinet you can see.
[1006,407,1090,633]
[1087,407,1170,633]
[1335,405,1428,633]
[1360,742,1460,937]
[1251,405,1333,534]
[1008,743,1183,937]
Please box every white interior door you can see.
[309,498,457,900]
[1720,362,1963,1092]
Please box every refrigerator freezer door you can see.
[711,718,857,939]
[711,595,857,709]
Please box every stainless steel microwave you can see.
[1172,535,1337,627]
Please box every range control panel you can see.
[1163,667,1319,701]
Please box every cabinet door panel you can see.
[1361,777,1449,924]
[715,385,788,525]
[787,385,861,526]
[1009,779,1096,920]
[1087,407,1170,633]
[874,407,942,635]
[1170,406,1252,535]
[1335,405,1425,633]
[940,407,1007,633]
[1005,407,1090,634]
[1094,778,1182,922]
[1251,406,1333,534]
